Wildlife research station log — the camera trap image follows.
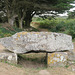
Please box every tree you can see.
[24,0,75,27]
[0,0,18,26]
[15,0,32,28]
[0,0,75,28]
[20,0,75,27]
[68,10,75,19]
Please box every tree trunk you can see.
[8,15,18,26]
[19,18,23,29]
[24,11,32,28]
[25,19,31,27]
[8,18,15,26]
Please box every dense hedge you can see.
[39,18,75,39]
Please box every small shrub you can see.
[39,19,57,30]
[55,21,66,32]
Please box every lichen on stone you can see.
[48,52,68,65]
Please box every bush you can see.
[39,18,75,39]
[55,21,66,32]
[39,19,57,30]
[64,19,75,39]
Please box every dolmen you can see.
[0,32,74,66]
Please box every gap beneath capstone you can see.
[17,50,69,68]
[18,53,47,68]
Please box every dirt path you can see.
[0,62,25,75]
[0,62,75,75]
[31,22,49,32]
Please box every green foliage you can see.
[39,18,75,39]
[65,65,69,68]
[32,17,43,22]
[40,19,57,30]
[0,23,39,38]
[64,20,75,39]
[0,0,74,27]
[0,24,23,38]
[68,10,75,19]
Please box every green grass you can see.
[0,24,23,38]
[32,17,43,22]
[65,65,69,68]
[0,60,23,68]
[73,38,75,42]
[0,23,39,38]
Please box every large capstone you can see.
[0,32,74,54]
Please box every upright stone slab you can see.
[47,52,68,66]
[0,32,74,54]
[0,51,17,64]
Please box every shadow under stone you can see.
[18,53,47,68]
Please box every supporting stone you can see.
[67,51,75,65]
[47,52,68,67]
[0,52,17,64]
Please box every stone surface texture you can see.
[0,32,74,54]
[48,52,68,66]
